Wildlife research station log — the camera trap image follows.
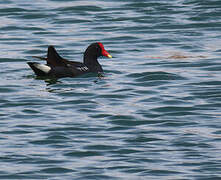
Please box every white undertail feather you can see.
[35,63,51,73]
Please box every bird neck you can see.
[83,55,103,72]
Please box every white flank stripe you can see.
[77,66,88,71]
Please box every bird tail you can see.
[27,62,51,76]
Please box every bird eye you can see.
[96,46,100,53]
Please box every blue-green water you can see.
[1,0,221,179]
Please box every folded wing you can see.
[47,46,67,67]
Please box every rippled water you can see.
[1,0,221,179]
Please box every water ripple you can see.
[0,0,221,179]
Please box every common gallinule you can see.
[27,42,112,78]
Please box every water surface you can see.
[0,0,221,179]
